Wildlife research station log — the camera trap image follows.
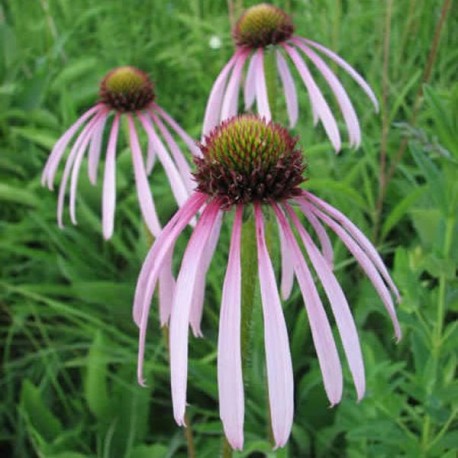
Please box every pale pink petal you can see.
[302,38,379,111]
[202,53,239,136]
[303,191,401,301]
[278,221,295,300]
[102,114,120,240]
[254,204,293,448]
[138,113,190,209]
[87,114,108,184]
[244,53,257,109]
[284,203,365,400]
[218,205,244,450]
[135,193,207,384]
[254,49,271,121]
[170,201,221,425]
[189,211,223,337]
[146,136,156,174]
[283,44,341,151]
[221,51,248,120]
[43,104,102,189]
[293,39,361,148]
[305,209,334,268]
[158,248,176,327]
[273,204,343,406]
[150,111,195,193]
[276,50,298,128]
[126,114,161,237]
[154,105,201,157]
[301,199,401,341]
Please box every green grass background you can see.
[1,0,457,457]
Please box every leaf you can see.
[51,58,100,90]
[130,445,169,458]
[11,126,57,149]
[0,183,40,207]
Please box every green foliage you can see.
[1,0,457,457]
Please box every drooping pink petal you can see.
[254,203,293,448]
[87,113,108,184]
[284,203,365,400]
[138,113,190,209]
[43,104,103,189]
[158,248,176,327]
[146,135,156,174]
[303,191,401,301]
[189,211,223,337]
[294,39,361,148]
[102,114,120,240]
[126,114,161,237]
[135,193,207,385]
[221,50,248,121]
[56,111,106,228]
[283,44,341,152]
[151,111,195,193]
[154,105,201,157]
[276,50,298,128]
[218,205,244,450]
[278,220,295,300]
[301,199,401,341]
[202,53,239,136]
[244,53,257,109]
[301,38,379,111]
[254,49,272,121]
[304,208,334,268]
[272,204,343,406]
[170,201,221,426]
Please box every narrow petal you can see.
[221,51,248,120]
[283,203,365,400]
[127,114,161,237]
[254,49,271,121]
[218,205,244,450]
[158,248,176,326]
[301,199,401,341]
[170,201,221,425]
[303,191,401,301]
[202,53,239,136]
[102,114,120,240]
[244,53,257,109]
[272,204,343,406]
[293,39,361,148]
[305,210,334,268]
[278,221,295,300]
[151,111,195,193]
[87,114,108,184]
[302,38,379,111]
[254,204,293,448]
[139,113,190,209]
[283,44,341,152]
[146,135,156,174]
[43,104,102,189]
[189,212,223,337]
[276,50,298,128]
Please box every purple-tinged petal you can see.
[43,104,103,189]
[126,114,161,237]
[293,39,361,148]
[189,211,223,337]
[283,44,341,152]
[276,50,298,128]
[284,203,365,400]
[218,205,244,450]
[301,38,379,111]
[303,191,401,302]
[254,204,293,448]
[170,201,221,426]
[244,53,257,109]
[146,135,156,174]
[221,51,248,121]
[278,221,295,300]
[135,193,207,385]
[305,209,334,268]
[272,203,343,406]
[87,114,108,184]
[151,112,195,193]
[159,249,176,327]
[203,53,239,136]
[138,113,190,209]
[254,49,271,121]
[102,114,120,240]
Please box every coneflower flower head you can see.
[134,115,401,450]
[42,65,198,239]
[203,3,379,151]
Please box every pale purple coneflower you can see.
[203,3,379,151]
[134,116,401,450]
[42,66,199,239]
